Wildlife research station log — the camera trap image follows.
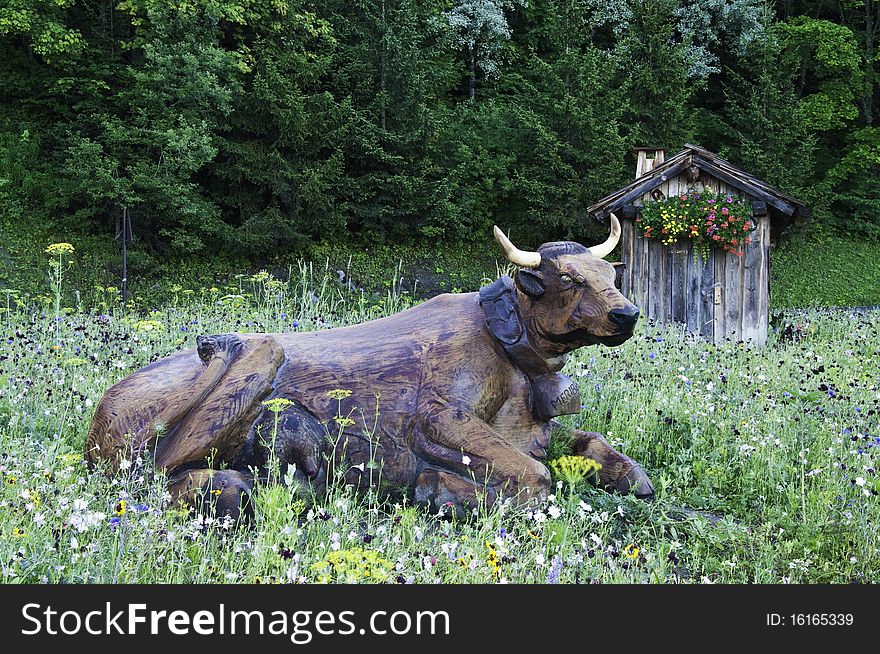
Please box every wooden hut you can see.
[587,145,809,345]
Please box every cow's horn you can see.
[589,213,621,259]
[493,226,541,269]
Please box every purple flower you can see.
[292,320,299,328]
[546,556,562,584]
[109,517,121,528]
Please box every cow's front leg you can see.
[415,404,551,508]
[555,423,654,498]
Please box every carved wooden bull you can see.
[85,217,653,518]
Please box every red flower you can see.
[712,234,720,241]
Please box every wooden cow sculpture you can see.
[85,217,653,518]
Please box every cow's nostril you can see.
[609,305,640,326]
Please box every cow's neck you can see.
[478,276,580,419]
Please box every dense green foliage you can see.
[770,232,880,309]
[2,0,877,262]
[1,270,878,583]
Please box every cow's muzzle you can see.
[608,304,640,328]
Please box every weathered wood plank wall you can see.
[619,170,771,345]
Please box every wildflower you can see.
[311,548,393,583]
[12,527,25,538]
[114,500,126,517]
[461,455,471,466]
[486,541,501,578]
[334,415,355,428]
[546,555,562,584]
[262,397,295,413]
[624,543,641,559]
[549,455,602,488]
[326,389,353,400]
[45,243,75,256]
[134,320,165,332]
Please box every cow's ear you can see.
[611,262,626,290]
[515,269,546,298]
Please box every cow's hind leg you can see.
[556,424,654,498]
[153,334,285,471]
[167,468,255,522]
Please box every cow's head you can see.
[493,215,639,354]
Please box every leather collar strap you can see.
[479,276,581,418]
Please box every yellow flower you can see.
[45,243,75,256]
[334,415,355,428]
[326,389,353,400]
[623,543,641,559]
[114,500,126,517]
[549,455,602,487]
[262,397,295,413]
[311,548,393,583]
[134,320,165,332]
[12,527,25,538]
[485,541,500,578]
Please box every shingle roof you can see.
[587,144,809,223]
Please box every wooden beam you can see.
[690,155,797,215]
[596,159,690,219]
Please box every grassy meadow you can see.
[1,260,878,584]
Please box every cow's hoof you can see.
[413,468,496,518]
[616,464,654,500]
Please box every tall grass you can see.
[0,265,878,583]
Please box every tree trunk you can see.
[469,49,476,100]
[380,0,387,129]
[863,0,875,126]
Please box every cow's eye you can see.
[560,273,573,284]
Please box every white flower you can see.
[855,477,866,487]
[548,505,562,519]
[461,455,471,466]
[73,498,87,511]
[535,554,545,566]
[119,459,132,470]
